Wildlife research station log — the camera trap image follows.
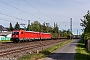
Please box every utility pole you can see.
[20,23,26,30]
[46,23,49,32]
[28,20,30,31]
[70,18,72,39]
[77,30,78,36]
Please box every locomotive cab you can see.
[12,32,19,38]
[11,30,20,43]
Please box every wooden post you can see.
[36,50,39,54]
[88,40,90,51]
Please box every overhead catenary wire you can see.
[0,18,16,23]
[0,18,27,29]
[0,0,42,20]
[0,18,27,25]
[0,11,27,21]
[23,0,53,21]
[0,0,67,27]
[0,12,27,25]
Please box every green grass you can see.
[74,40,90,60]
[0,40,11,42]
[18,40,72,60]
[18,53,46,60]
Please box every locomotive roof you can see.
[25,31,40,33]
[25,31,51,34]
[12,30,51,34]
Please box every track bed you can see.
[0,39,67,59]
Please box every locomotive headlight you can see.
[16,35,18,37]
[13,35,14,37]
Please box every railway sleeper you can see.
[0,52,7,56]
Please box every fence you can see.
[0,37,10,41]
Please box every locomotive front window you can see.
[12,32,19,35]
[21,32,23,34]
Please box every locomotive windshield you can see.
[12,32,19,35]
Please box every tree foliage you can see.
[9,22,13,31]
[81,10,90,40]
[51,23,59,37]
[26,23,31,31]
[81,11,90,32]
[14,22,20,30]
[41,22,47,32]
[30,21,41,32]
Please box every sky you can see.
[0,0,90,35]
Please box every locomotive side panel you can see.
[24,31,40,40]
[19,30,24,40]
[41,33,51,39]
[24,31,35,41]
[32,32,40,39]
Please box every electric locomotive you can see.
[10,30,51,42]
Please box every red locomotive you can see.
[10,30,51,42]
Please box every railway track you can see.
[0,39,66,58]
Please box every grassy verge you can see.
[18,40,73,60]
[0,40,11,42]
[74,40,90,60]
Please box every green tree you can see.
[42,22,46,32]
[9,22,13,31]
[81,10,90,39]
[53,23,59,33]
[80,10,90,47]
[40,22,47,32]
[52,23,59,37]
[80,11,90,28]
[30,21,41,32]
[14,22,20,30]
[26,24,31,31]
[62,30,72,37]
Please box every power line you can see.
[0,11,27,21]
[0,18,16,23]
[0,0,42,20]
[23,0,53,21]
[0,18,27,26]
